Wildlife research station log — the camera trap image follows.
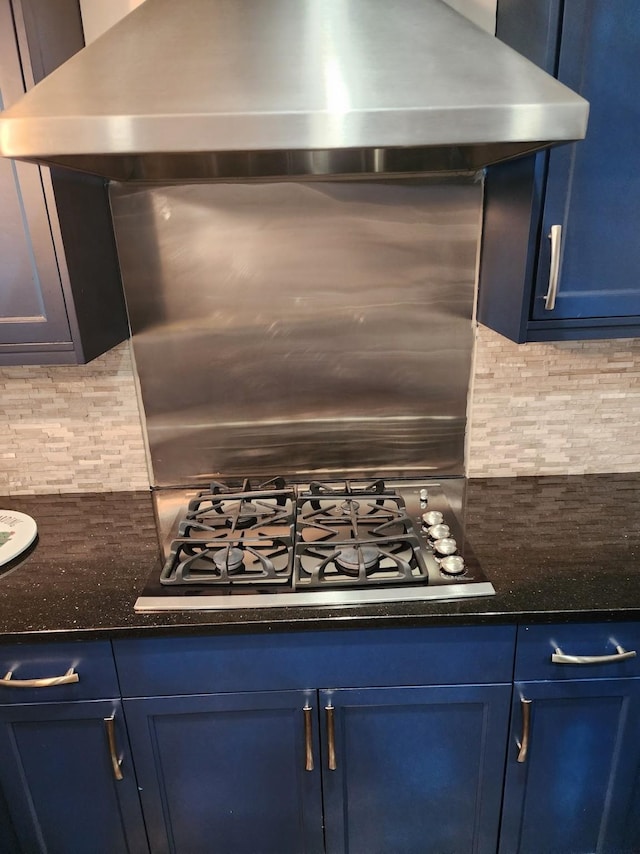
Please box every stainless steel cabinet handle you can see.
[552,645,637,665]
[516,698,532,763]
[104,715,124,781]
[325,704,337,771]
[303,704,314,772]
[544,224,562,310]
[0,667,79,688]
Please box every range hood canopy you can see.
[0,0,589,182]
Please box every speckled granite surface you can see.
[0,474,639,641]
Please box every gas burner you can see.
[212,546,245,573]
[334,545,380,575]
[224,508,258,531]
[340,500,358,514]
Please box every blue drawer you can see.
[0,641,119,704]
[516,623,640,681]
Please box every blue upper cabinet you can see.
[478,0,640,342]
[0,0,128,365]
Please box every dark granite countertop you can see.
[1,474,639,642]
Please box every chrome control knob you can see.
[440,555,466,576]
[419,488,429,502]
[427,524,450,540]
[433,537,457,556]
[421,510,443,527]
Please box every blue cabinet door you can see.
[530,0,640,327]
[500,678,640,854]
[479,0,640,341]
[123,690,324,854]
[0,699,149,854]
[320,684,511,854]
[0,0,73,355]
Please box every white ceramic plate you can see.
[0,511,38,567]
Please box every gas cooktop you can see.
[134,478,494,612]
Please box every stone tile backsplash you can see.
[0,343,149,494]
[1,327,639,494]
[467,326,640,477]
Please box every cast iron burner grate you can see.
[161,537,293,585]
[179,478,295,540]
[296,495,412,544]
[294,535,428,587]
[157,478,477,592]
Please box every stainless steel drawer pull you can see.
[325,704,337,771]
[544,224,562,310]
[552,645,637,665]
[0,667,79,688]
[516,698,532,763]
[104,715,124,781]
[303,704,314,772]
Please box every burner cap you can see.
[212,547,245,574]
[340,500,359,515]
[335,545,380,575]
[223,501,258,530]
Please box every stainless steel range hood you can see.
[0,0,589,182]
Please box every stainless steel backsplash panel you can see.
[110,178,481,486]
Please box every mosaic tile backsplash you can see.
[0,343,149,494]
[1,328,639,494]
[468,326,640,477]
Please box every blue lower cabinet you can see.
[500,678,640,854]
[320,684,512,854]
[0,699,149,854]
[123,690,325,854]
[123,683,512,854]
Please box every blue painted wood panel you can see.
[0,640,119,704]
[0,0,72,351]
[113,625,515,697]
[0,699,149,854]
[532,0,640,323]
[500,678,640,854]
[0,780,20,854]
[123,690,324,854]
[479,0,640,340]
[516,622,640,682]
[320,684,511,854]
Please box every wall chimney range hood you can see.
[0,0,589,182]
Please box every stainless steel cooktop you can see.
[134,478,494,611]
